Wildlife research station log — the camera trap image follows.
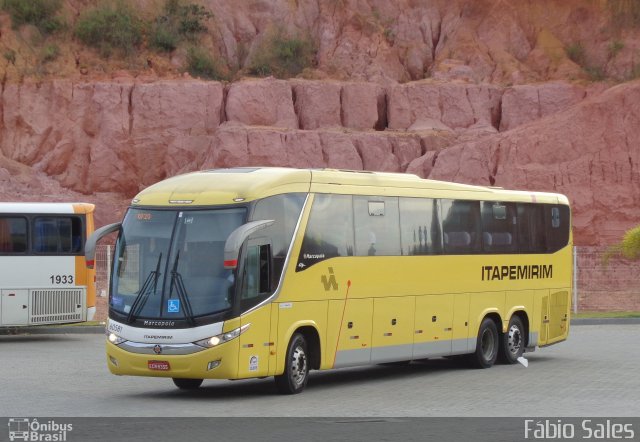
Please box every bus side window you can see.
[354,196,401,256]
[0,217,27,253]
[399,197,442,255]
[517,204,546,253]
[545,205,570,252]
[441,199,481,254]
[297,194,354,271]
[481,202,517,254]
[240,243,271,309]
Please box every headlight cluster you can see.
[194,324,250,348]
[107,332,126,345]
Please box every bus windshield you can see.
[111,207,246,321]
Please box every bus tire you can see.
[470,318,499,369]
[172,378,203,390]
[274,333,309,395]
[499,315,525,364]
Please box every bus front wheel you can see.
[275,333,309,394]
[172,378,203,390]
[499,315,525,364]
[470,318,499,369]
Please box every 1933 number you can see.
[50,275,74,284]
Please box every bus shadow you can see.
[0,334,82,344]
[135,357,482,400]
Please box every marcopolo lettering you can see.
[482,264,552,281]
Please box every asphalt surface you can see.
[1,323,639,419]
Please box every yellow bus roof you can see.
[132,167,569,207]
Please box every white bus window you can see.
[33,216,83,254]
[399,197,442,255]
[0,217,27,253]
[354,196,401,256]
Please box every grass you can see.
[574,311,640,319]
[186,46,225,80]
[1,0,63,35]
[248,30,316,78]
[150,0,213,53]
[74,1,143,57]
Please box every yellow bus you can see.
[0,202,96,326]
[87,168,571,394]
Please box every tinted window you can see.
[33,216,83,254]
[481,202,517,253]
[298,194,354,270]
[399,197,442,255]
[545,205,570,252]
[441,200,481,254]
[354,196,401,256]
[0,217,27,253]
[517,204,547,253]
[251,193,306,284]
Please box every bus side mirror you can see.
[85,222,121,269]
[223,220,274,269]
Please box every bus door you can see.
[237,238,273,378]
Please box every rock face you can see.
[426,81,640,246]
[1,75,638,247]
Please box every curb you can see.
[570,317,640,325]
[0,324,106,335]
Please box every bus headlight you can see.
[107,332,126,345]
[194,324,250,348]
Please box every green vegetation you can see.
[1,0,63,34]
[74,1,143,57]
[565,42,586,66]
[186,46,224,80]
[604,225,640,265]
[248,30,316,78]
[151,0,213,52]
[40,43,59,63]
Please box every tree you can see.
[604,225,640,263]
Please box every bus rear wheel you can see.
[172,378,203,390]
[499,315,525,364]
[275,333,309,394]
[470,318,499,369]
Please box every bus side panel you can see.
[451,293,471,354]
[332,298,373,368]
[275,300,327,375]
[413,294,454,359]
[504,289,535,337]
[371,296,415,363]
[75,256,95,319]
[533,289,549,346]
[238,304,272,378]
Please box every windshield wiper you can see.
[169,251,196,326]
[127,253,162,323]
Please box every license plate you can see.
[148,360,171,371]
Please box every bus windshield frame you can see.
[110,207,248,327]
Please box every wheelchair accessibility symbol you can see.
[168,299,180,313]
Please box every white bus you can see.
[0,203,96,327]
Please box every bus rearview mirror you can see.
[223,220,274,269]
[85,222,121,269]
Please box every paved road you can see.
[1,325,639,417]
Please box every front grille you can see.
[30,289,86,324]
